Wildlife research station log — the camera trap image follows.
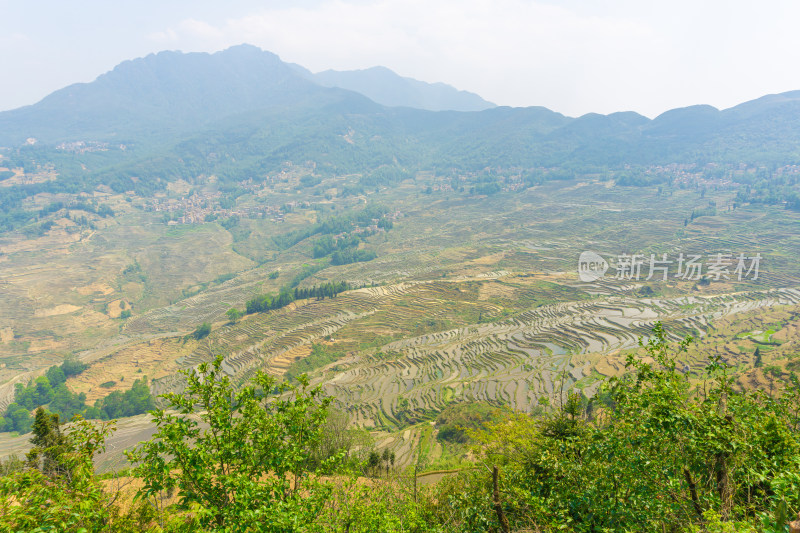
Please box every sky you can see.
[2,0,800,118]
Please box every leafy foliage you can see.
[94,378,156,420]
[191,322,212,340]
[127,356,335,531]
[225,307,243,323]
[434,402,504,444]
[0,357,92,433]
[0,360,155,433]
[26,408,69,475]
[245,281,351,315]
[273,204,390,250]
[331,248,377,265]
[435,323,800,532]
[0,417,117,532]
[2,324,798,531]
[312,233,361,258]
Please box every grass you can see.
[358,335,398,350]
[415,425,435,468]
[284,343,344,382]
[739,328,782,345]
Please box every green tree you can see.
[191,322,212,340]
[443,322,800,532]
[49,383,92,421]
[45,365,67,387]
[26,407,68,476]
[0,417,116,531]
[128,356,336,531]
[2,403,31,433]
[32,375,54,406]
[225,307,243,324]
[308,407,371,473]
[94,378,154,419]
[60,356,89,377]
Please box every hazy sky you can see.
[2,0,800,117]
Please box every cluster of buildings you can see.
[642,163,736,189]
[773,164,800,177]
[146,191,285,225]
[55,141,126,153]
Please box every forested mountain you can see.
[0,44,353,145]
[2,44,800,194]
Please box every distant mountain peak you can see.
[308,65,495,112]
[0,45,329,144]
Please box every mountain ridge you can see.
[308,65,495,112]
[2,44,800,174]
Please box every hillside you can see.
[3,45,800,173]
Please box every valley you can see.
[2,167,800,469]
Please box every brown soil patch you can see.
[268,343,312,374]
[166,179,192,195]
[477,280,516,301]
[284,212,315,225]
[531,272,573,283]
[54,217,76,228]
[26,338,64,353]
[771,322,798,343]
[738,368,770,391]
[1,231,82,254]
[0,328,13,343]
[772,329,789,342]
[121,282,144,300]
[100,475,181,515]
[68,338,185,401]
[594,354,626,377]
[76,282,115,296]
[417,470,460,486]
[106,299,130,318]
[34,304,82,317]
[468,252,506,266]
[0,168,25,187]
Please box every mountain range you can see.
[1,44,800,183]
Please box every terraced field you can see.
[4,177,800,469]
[313,286,800,428]
[127,275,800,432]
